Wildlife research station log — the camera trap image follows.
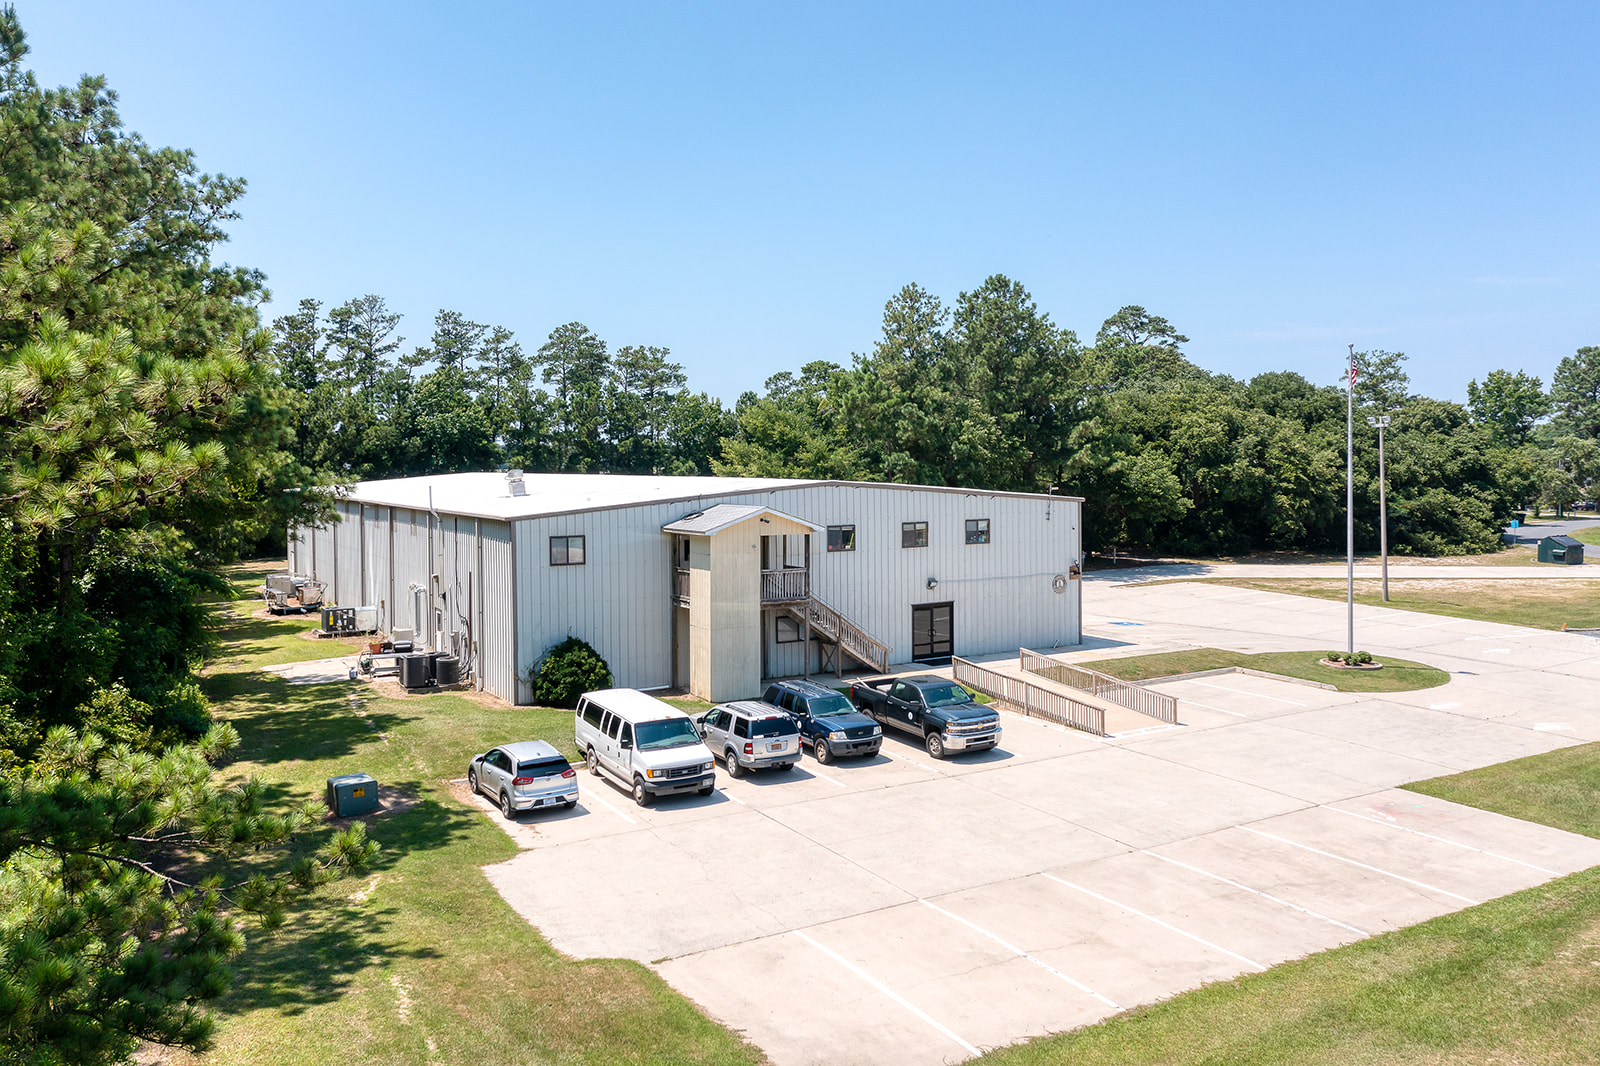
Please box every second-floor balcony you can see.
[760,567,809,604]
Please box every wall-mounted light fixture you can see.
[926,577,938,590]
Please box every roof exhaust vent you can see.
[506,469,527,497]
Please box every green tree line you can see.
[274,278,1599,557]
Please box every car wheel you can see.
[587,747,600,776]
[564,798,578,809]
[779,761,795,772]
[724,749,743,778]
[925,732,946,759]
[500,791,516,819]
[467,769,478,796]
[813,739,832,765]
[632,777,653,807]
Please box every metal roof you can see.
[661,504,824,536]
[337,471,1083,522]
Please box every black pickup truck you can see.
[848,675,1002,759]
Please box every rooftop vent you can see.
[506,469,527,496]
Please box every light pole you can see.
[1346,345,1356,656]
[1367,414,1391,602]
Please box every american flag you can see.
[1349,355,1359,387]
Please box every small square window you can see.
[965,519,990,545]
[827,525,856,552]
[550,535,586,566]
[901,521,928,548]
[775,616,804,644]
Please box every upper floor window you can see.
[965,519,990,545]
[827,525,856,552]
[550,535,586,566]
[901,521,928,548]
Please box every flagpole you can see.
[1346,343,1356,656]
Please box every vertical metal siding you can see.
[477,520,515,701]
[335,502,363,607]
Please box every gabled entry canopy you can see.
[662,504,823,537]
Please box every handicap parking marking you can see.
[580,787,637,825]
[1139,850,1367,936]
[1041,873,1268,972]
[916,899,1121,1009]
[792,930,979,1057]
[1319,805,1559,875]
[1186,679,1308,707]
[1237,826,1480,905]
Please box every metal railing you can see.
[1019,648,1178,724]
[954,656,1106,736]
[673,568,691,606]
[803,595,891,673]
[760,568,810,603]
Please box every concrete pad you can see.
[485,807,911,961]
[1272,700,1576,772]
[761,775,1126,898]
[971,746,1307,849]
[659,931,973,1066]
[260,655,358,684]
[1326,788,1600,875]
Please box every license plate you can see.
[769,742,784,751]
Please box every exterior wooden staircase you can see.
[781,595,891,675]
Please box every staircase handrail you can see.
[804,595,891,673]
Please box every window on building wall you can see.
[827,525,856,552]
[775,616,803,643]
[550,535,586,566]
[965,518,991,544]
[902,521,929,548]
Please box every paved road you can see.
[1086,561,1600,585]
[472,585,1600,1066]
[1504,515,1600,543]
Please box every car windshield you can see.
[750,717,799,737]
[635,718,703,750]
[920,683,976,709]
[808,695,856,717]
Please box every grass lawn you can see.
[171,562,759,1066]
[1076,647,1450,693]
[1198,577,1600,631]
[1405,742,1600,840]
[1571,525,1600,548]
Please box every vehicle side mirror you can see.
[697,726,707,737]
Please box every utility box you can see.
[326,772,379,816]
[1539,535,1585,565]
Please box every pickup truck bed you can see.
[848,674,1001,759]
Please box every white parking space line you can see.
[1110,723,1182,739]
[1206,589,1270,600]
[721,789,747,806]
[580,788,637,825]
[1237,827,1480,904]
[1140,850,1367,935]
[1403,618,1467,630]
[888,751,946,774]
[1187,680,1308,707]
[808,767,849,789]
[917,899,1121,1009]
[1320,805,1558,875]
[1041,874,1268,972]
[1176,698,1247,718]
[792,930,979,1056]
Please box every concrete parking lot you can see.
[474,582,1600,1065]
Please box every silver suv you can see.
[467,740,578,818]
[694,701,801,776]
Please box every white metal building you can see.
[288,473,1084,704]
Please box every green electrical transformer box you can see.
[326,772,379,816]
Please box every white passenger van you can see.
[574,688,716,806]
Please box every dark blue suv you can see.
[761,679,882,764]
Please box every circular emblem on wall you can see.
[1052,574,1067,594]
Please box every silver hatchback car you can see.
[693,700,801,777]
[467,740,579,818]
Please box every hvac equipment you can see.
[398,653,433,689]
[434,654,461,686]
[320,605,380,634]
[325,772,379,816]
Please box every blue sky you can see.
[26,2,1600,404]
